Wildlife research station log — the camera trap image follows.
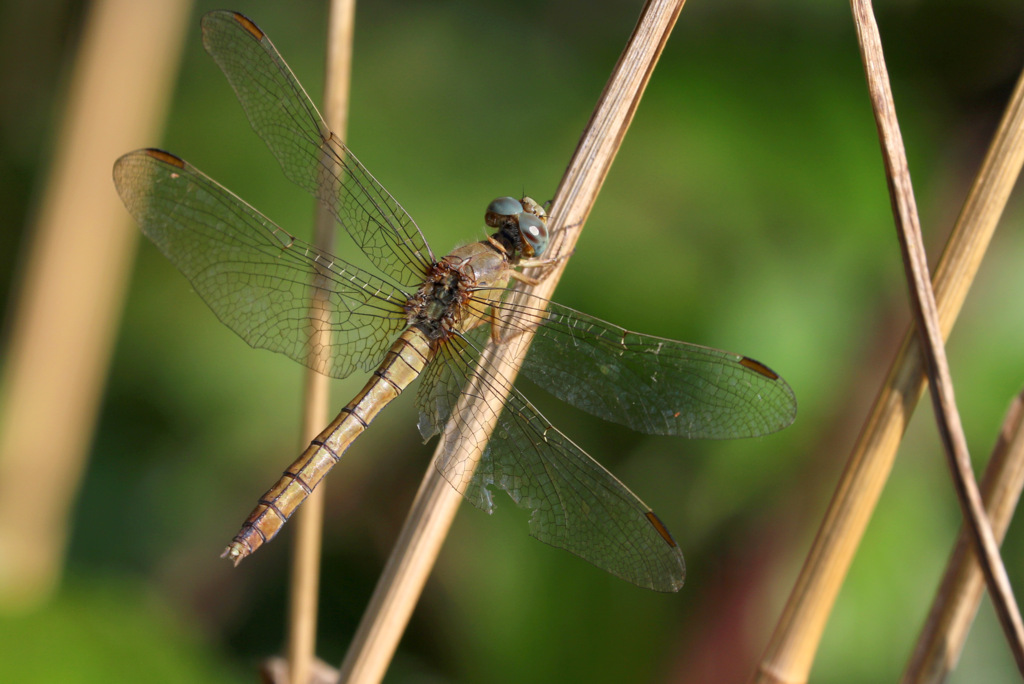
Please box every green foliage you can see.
[2,0,1022,681]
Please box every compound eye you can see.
[518,213,549,257]
[485,196,524,228]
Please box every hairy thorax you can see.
[405,241,512,343]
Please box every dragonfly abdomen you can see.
[222,326,435,565]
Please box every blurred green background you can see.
[2,0,1024,682]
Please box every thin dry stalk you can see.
[264,655,340,684]
[336,1,686,682]
[284,2,357,684]
[903,391,1024,683]
[0,0,192,610]
[851,0,1024,670]
[752,17,1024,684]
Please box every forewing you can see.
[200,10,434,287]
[113,149,409,379]
[491,293,797,438]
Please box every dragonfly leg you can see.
[485,302,548,347]
[512,249,573,285]
[509,269,542,286]
[487,307,503,344]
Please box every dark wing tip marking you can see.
[230,11,265,41]
[144,148,185,168]
[645,511,677,548]
[740,356,779,380]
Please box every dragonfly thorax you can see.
[405,240,511,342]
[405,266,467,342]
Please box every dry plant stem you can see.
[903,391,1024,683]
[852,0,1024,671]
[265,656,340,684]
[336,1,685,682]
[0,0,192,610]
[285,2,357,684]
[752,22,1024,684]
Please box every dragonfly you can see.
[113,10,796,592]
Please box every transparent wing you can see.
[113,149,410,379]
[478,291,796,438]
[416,326,491,442]
[200,10,434,288]
[422,328,686,592]
[412,285,795,590]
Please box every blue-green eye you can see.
[519,213,549,257]
[485,197,523,227]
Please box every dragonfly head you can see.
[485,196,550,259]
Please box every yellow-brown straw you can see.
[283,3,358,683]
[751,7,1024,684]
[0,0,192,611]
[903,391,1024,683]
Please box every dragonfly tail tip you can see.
[221,542,249,567]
